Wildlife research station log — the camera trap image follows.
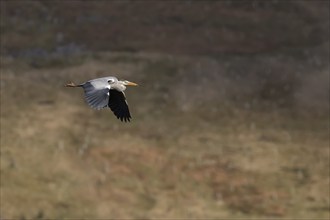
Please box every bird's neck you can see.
[112,84,126,91]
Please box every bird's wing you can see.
[82,82,110,110]
[108,90,131,122]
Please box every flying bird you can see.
[65,76,138,122]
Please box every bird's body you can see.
[65,76,138,122]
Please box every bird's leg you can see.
[65,82,79,87]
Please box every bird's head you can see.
[108,78,138,91]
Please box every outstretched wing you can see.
[82,82,110,110]
[108,90,131,122]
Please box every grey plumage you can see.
[65,76,138,122]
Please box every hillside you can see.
[1,0,329,219]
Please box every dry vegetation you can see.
[1,51,329,219]
[1,0,329,219]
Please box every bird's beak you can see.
[125,81,138,86]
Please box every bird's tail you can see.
[65,82,80,87]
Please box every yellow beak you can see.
[126,81,138,86]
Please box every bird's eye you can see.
[108,79,114,84]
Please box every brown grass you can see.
[1,1,329,218]
[1,52,329,219]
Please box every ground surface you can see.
[1,1,329,219]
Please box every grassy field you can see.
[1,51,329,219]
[1,0,329,219]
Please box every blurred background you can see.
[1,0,329,219]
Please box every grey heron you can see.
[65,76,138,122]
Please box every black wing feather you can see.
[108,89,131,122]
